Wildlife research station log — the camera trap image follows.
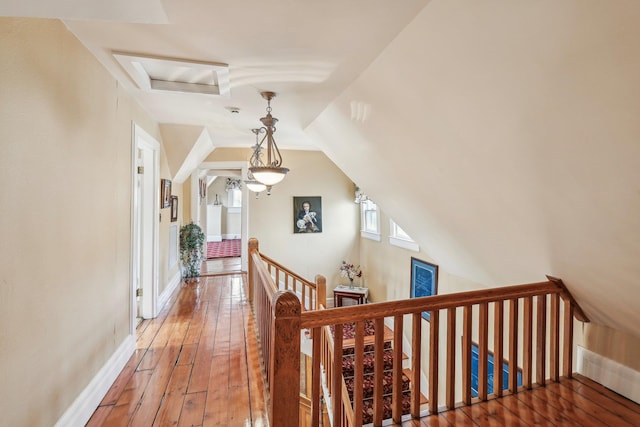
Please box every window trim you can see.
[389,220,419,252]
[360,200,380,241]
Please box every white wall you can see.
[0,17,167,427]
[307,0,640,371]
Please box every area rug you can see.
[206,239,241,259]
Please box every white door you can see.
[131,124,160,329]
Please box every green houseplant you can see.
[179,222,206,279]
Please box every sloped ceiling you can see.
[307,1,640,339]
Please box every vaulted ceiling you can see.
[3,1,640,340]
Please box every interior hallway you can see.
[86,273,267,426]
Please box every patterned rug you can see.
[206,239,241,259]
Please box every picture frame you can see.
[410,257,438,321]
[161,179,172,209]
[170,196,178,222]
[293,196,322,233]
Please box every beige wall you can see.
[0,18,168,426]
[204,148,359,291]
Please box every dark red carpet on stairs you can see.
[207,239,241,259]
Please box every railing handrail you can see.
[246,237,590,427]
[301,279,589,329]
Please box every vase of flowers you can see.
[339,260,362,289]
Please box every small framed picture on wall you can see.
[161,179,172,209]
[293,196,322,233]
[170,196,178,222]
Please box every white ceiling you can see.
[1,0,430,150]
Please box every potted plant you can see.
[180,222,206,280]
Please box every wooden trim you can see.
[493,301,504,398]
[563,300,574,378]
[353,321,365,426]
[269,291,301,425]
[311,327,321,427]
[462,305,472,405]
[536,294,547,386]
[478,303,488,401]
[373,317,385,426]
[332,324,343,423]
[546,275,589,322]
[550,293,560,382]
[446,307,456,408]
[428,310,439,414]
[392,315,403,423]
[300,281,556,328]
[411,312,422,417]
[508,299,518,393]
[523,296,533,389]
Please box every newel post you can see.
[315,274,326,309]
[270,290,301,426]
[248,238,259,304]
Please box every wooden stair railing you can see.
[247,238,589,427]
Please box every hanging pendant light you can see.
[245,129,268,195]
[249,91,289,186]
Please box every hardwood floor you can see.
[87,266,640,427]
[201,257,241,276]
[86,273,267,427]
[402,374,640,427]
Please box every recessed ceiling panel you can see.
[113,53,230,97]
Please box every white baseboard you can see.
[158,270,181,310]
[55,334,135,427]
[577,346,640,404]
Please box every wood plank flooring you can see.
[402,374,640,426]
[87,267,640,427]
[86,273,267,427]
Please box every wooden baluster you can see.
[494,301,504,398]
[248,238,258,303]
[315,275,326,311]
[523,296,533,389]
[269,291,301,426]
[412,313,422,417]
[478,303,489,401]
[462,305,472,405]
[508,299,519,393]
[550,293,560,382]
[302,284,307,311]
[446,307,456,409]
[311,327,321,427]
[373,318,385,426]
[353,321,365,426]
[392,315,404,424]
[563,299,574,378]
[536,294,547,386]
[332,324,343,424]
[429,310,439,414]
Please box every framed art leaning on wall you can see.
[410,257,438,321]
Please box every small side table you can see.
[333,285,369,307]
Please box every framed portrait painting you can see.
[161,179,172,209]
[410,257,438,321]
[293,196,322,233]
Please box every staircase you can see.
[332,320,425,424]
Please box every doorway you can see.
[131,123,160,331]
[191,162,249,273]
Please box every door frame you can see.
[130,122,160,333]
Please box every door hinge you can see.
[136,288,143,297]
[137,166,144,174]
